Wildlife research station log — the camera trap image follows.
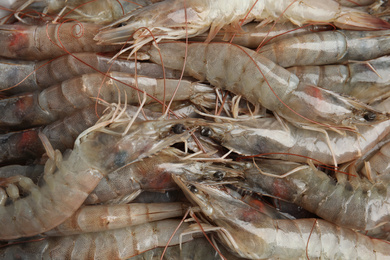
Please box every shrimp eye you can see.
[213,171,224,180]
[189,185,198,193]
[364,112,376,122]
[200,127,212,137]
[172,124,185,134]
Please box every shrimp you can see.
[0,105,104,165]
[129,237,246,260]
[240,159,390,231]
[11,0,163,24]
[174,175,390,259]
[192,22,332,49]
[44,202,188,236]
[361,141,390,182]
[259,29,390,67]
[85,146,242,205]
[0,72,215,130]
[335,0,376,7]
[0,220,194,259]
[0,107,194,240]
[194,115,390,165]
[95,0,390,53]
[0,22,121,60]
[287,55,390,104]
[144,42,389,131]
[0,53,182,95]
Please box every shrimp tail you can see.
[334,11,390,30]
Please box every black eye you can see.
[172,124,185,134]
[213,171,224,180]
[364,112,376,122]
[189,185,198,193]
[200,127,212,137]
[118,22,127,27]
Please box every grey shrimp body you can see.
[259,30,390,67]
[0,22,120,60]
[12,0,163,24]
[241,159,390,231]
[287,55,390,104]
[0,72,214,129]
[145,42,389,130]
[95,0,390,52]
[0,105,103,165]
[174,176,390,259]
[0,111,193,240]
[0,53,182,95]
[186,116,390,165]
[0,220,194,259]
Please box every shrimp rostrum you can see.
[174,175,390,259]
[0,106,194,240]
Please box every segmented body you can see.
[0,220,194,259]
[198,116,390,165]
[0,111,193,239]
[287,55,390,103]
[175,176,390,259]
[0,53,182,95]
[95,0,390,52]
[0,72,214,129]
[259,30,390,67]
[145,42,388,130]
[0,22,120,60]
[241,159,390,231]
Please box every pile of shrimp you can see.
[2,0,390,259]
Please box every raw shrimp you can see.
[85,146,243,205]
[45,202,188,236]
[335,0,376,7]
[0,164,44,180]
[259,30,390,67]
[0,105,104,165]
[129,236,247,260]
[145,42,388,130]
[0,72,215,129]
[0,22,120,60]
[194,115,390,165]
[240,159,390,231]
[192,22,332,49]
[12,0,163,24]
[287,55,390,103]
[95,0,390,52]
[0,53,182,95]
[0,220,194,259]
[174,175,390,259]
[0,108,194,239]
[361,141,390,182]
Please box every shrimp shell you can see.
[95,0,390,51]
[0,105,103,165]
[145,42,389,130]
[259,30,390,67]
[175,175,390,259]
[241,159,390,231]
[0,22,120,60]
[0,113,192,239]
[0,53,182,95]
[198,116,390,165]
[287,55,390,104]
[45,202,188,236]
[0,220,194,259]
